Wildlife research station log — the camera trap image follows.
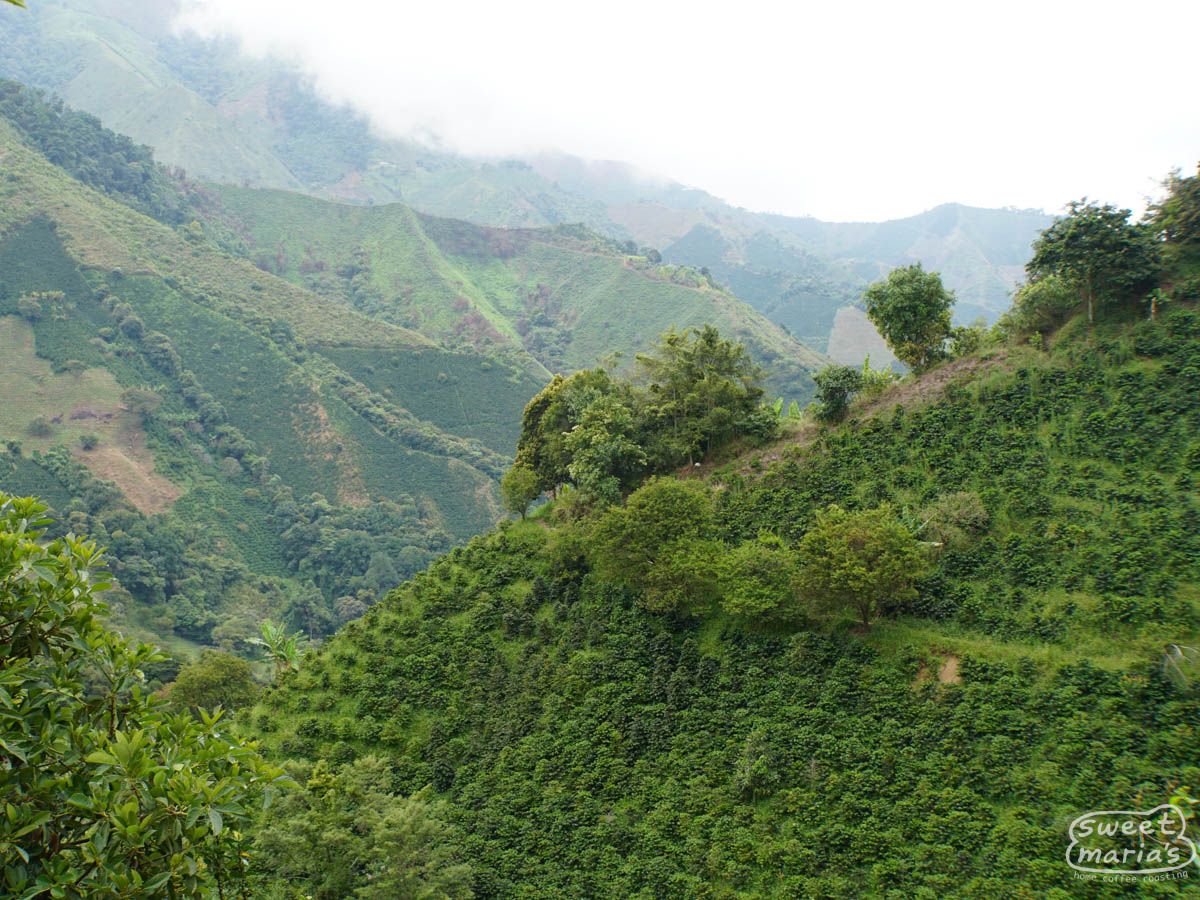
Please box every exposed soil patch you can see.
[937,654,962,684]
[74,412,181,515]
[914,652,963,688]
[0,316,180,514]
[296,400,370,507]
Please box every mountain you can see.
[0,78,824,658]
[0,0,1054,361]
[206,183,826,399]
[245,302,1200,895]
[0,105,528,649]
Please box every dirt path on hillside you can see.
[708,350,1011,479]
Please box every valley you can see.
[1,1,1197,896]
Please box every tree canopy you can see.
[511,326,776,506]
[812,364,864,423]
[1026,199,1159,323]
[795,504,929,629]
[862,263,955,371]
[1148,166,1200,274]
[0,494,285,897]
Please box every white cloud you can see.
[178,0,1200,221]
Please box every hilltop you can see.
[209,183,826,399]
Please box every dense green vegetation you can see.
[0,98,514,651]
[512,326,776,506]
[236,171,1200,892]
[5,9,1200,892]
[240,296,1200,895]
[6,164,1200,895]
[0,495,285,897]
[0,75,825,662]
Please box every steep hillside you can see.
[248,306,1200,895]
[0,81,830,660]
[209,184,827,399]
[0,112,529,650]
[0,0,611,230]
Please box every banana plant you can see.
[249,620,305,678]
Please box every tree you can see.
[813,364,864,423]
[121,386,162,418]
[564,393,646,505]
[636,325,773,466]
[590,477,718,611]
[948,322,986,358]
[0,494,284,897]
[1027,200,1159,324]
[79,432,99,450]
[501,461,540,519]
[795,504,930,629]
[1004,274,1078,336]
[863,264,955,370]
[167,649,260,714]
[640,538,724,614]
[249,619,305,678]
[250,756,473,899]
[1147,166,1200,272]
[719,534,802,624]
[515,370,618,495]
[26,415,52,437]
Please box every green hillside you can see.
[0,108,525,650]
[210,184,827,398]
[247,302,1200,896]
[0,79,829,662]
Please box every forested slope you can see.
[0,110,521,650]
[248,305,1200,896]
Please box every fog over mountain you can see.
[178,0,1199,221]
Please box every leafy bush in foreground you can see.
[0,494,285,898]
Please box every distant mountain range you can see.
[0,0,1054,361]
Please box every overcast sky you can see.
[179,0,1199,222]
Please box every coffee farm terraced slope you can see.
[248,304,1200,895]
